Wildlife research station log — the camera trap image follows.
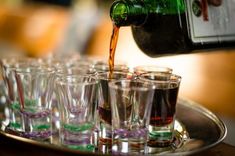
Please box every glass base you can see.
[98,122,112,144]
[22,129,53,140]
[8,122,23,131]
[148,130,173,147]
[112,139,146,154]
[148,123,174,147]
[62,144,96,152]
[60,123,96,151]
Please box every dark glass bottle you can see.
[110,0,235,57]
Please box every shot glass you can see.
[56,75,98,152]
[109,79,155,154]
[96,71,135,153]
[139,73,181,148]
[55,66,97,77]
[0,60,21,131]
[15,65,55,140]
[52,66,97,136]
[0,58,37,132]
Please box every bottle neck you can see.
[110,0,148,27]
[110,0,186,27]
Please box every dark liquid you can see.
[109,24,119,78]
[150,87,179,126]
[98,103,133,126]
[98,78,111,125]
[98,106,111,125]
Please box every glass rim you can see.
[108,79,156,91]
[56,75,98,85]
[97,71,135,80]
[60,58,95,67]
[94,63,129,71]
[139,73,182,83]
[133,65,173,74]
[15,65,55,74]
[55,66,97,76]
[1,58,37,69]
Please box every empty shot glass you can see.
[0,60,22,131]
[0,57,37,132]
[52,66,97,134]
[139,73,181,148]
[56,75,98,152]
[15,65,55,140]
[109,79,155,154]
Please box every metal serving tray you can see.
[0,91,226,156]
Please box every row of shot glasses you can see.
[0,56,181,154]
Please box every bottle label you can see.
[186,0,235,44]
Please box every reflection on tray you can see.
[0,100,227,155]
[1,115,190,154]
[0,81,227,155]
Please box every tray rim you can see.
[0,97,227,155]
[174,98,227,156]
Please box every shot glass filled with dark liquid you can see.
[96,71,135,153]
[139,72,181,148]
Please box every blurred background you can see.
[0,0,235,146]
